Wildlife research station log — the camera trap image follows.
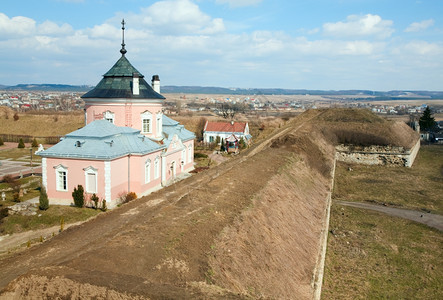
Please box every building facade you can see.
[39,23,195,208]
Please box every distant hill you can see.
[2,84,93,92]
[1,83,443,99]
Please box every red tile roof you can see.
[204,121,247,133]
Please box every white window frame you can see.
[154,156,160,179]
[54,164,68,192]
[103,111,115,124]
[141,111,152,134]
[145,159,151,184]
[84,166,98,194]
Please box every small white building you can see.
[203,121,251,144]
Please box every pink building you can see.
[39,21,195,208]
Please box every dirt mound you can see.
[314,108,418,148]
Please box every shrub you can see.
[39,186,49,210]
[0,137,4,146]
[125,192,137,203]
[239,137,246,149]
[91,193,99,209]
[13,112,19,121]
[2,174,15,184]
[72,185,85,208]
[101,199,107,212]
[13,192,20,202]
[31,138,38,148]
[17,138,25,148]
[194,152,208,159]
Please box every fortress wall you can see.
[335,137,421,167]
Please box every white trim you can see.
[145,159,151,184]
[83,166,98,194]
[104,161,111,201]
[156,112,163,138]
[42,158,47,189]
[54,164,68,192]
[103,110,115,123]
[141,111,153,134]
[154,156,160,179]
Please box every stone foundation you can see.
[335,138,420,167]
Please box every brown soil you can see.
[0,108,415,299]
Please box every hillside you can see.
[0,109,420,298]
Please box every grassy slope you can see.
[323,146,443,299]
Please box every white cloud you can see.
[140,0,225,35]
[0,13,36,38]
[404,19,434,32]
[215,0,263,8]
[38,21,73,36]
[323,14,394,39]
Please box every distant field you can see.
[0,108,84,137]
[323,145,443,299]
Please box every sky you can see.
[0,0,442,91]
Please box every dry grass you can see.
[333,145,443,214]
[323,204,442,299]
[0,109,84,137]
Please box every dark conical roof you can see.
[82,55,165,100]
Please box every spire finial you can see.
[120,19,127,55]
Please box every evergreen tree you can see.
[17,138,25,148]
[72,185,85,208]
[39,187,49,210]
[220,138,225,152]
[419,107,437,131]
[31,138,38,148]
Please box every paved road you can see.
[336,201,443,231]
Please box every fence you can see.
[0,134,62,145]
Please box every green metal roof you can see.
[82,55,165,100]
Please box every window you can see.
[103,111,114,124]
[141,111,152,134]
[209,136,214,143]
[54,165,68,191]
[145,159,151,183]
[156,113,162,137]
[84,166,98,194]
[58,171,67,191]
[154,156,160,179]
[142,119,151,133]
[86,172,97,193]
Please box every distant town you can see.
[1,86,443,117]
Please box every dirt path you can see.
[336,201,443,231]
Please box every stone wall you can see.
[335,138,420,167]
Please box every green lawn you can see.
[333,145,443,214]
[0,205,102,235]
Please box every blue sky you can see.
[0,0,442,91]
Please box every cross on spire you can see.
[120,19,127,55]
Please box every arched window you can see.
[145,159,151,184]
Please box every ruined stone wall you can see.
[335,138,420,167]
